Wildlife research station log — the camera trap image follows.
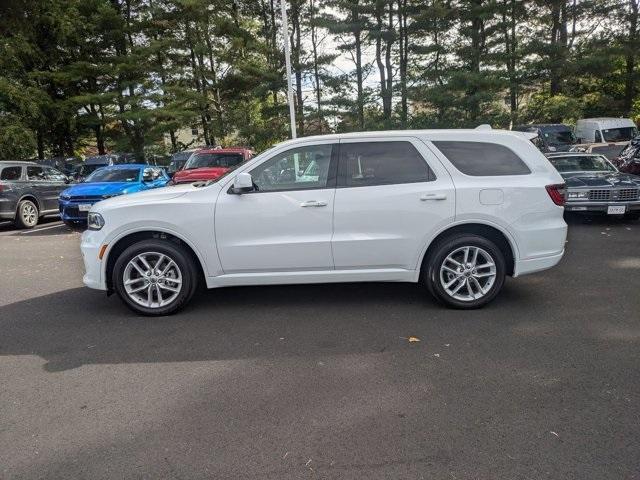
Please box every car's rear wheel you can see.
[15,199,39,229]
[424,234,506,309]
[113,239,198,316]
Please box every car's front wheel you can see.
[112,239,199,316]
[424,234,506,309]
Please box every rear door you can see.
[332,137,455,271]
[25,166,54,212]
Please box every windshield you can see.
[184,152,243,170]
[602,127,638,142]
[85,168,140,183]
[172,152,192,162]
[549,155,616,173]
[543,129,576,146]
[77,164,105,177]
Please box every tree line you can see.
[0,0,638,160]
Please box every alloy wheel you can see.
[123,252,183,309]
[21,203,38,227]
[439,246,497,302]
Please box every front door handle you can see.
[420,193,447,201]
[300,200,328,207]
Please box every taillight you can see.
[546,184,566,206]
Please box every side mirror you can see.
[232,172,254,194]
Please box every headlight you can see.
[567,191,589,200]
[87,212,105,230]
[60,195,70,201]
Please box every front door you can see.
[215,142,337,274]
[332,137,455,271]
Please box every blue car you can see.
[59,164,169,225]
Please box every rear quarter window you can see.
[432,141,531,176]
[0,166,22,180]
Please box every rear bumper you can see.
[0,197,17,220]
[514,250,565,277]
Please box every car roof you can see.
[194,147,252,154]
[0,160,39,166]
[96,164,150,169]
[515,124,570,128]
[546,152,602,158]
[265,129,540,149]
[578,117,633,122]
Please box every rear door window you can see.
[26,166,46,181]
[0,166,22,180]
[432,141,531,176]
[338,141,433,187]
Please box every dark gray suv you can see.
[0,161,69,228]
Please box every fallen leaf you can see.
[408,336,420,343]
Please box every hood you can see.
[173,167,229,182]
[63,182,140,197]
[561,172,640,188]
[92,183,198,211]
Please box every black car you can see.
[0,161,70,228]
[612,136,640,175]
[35,157,83,176]
[167,150,195,177]
[514,124,576,153]
[546,153,640,219]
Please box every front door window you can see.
[249,144,334,192]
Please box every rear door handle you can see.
[300,200,328,207]
[420,193,447,201]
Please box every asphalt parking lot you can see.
[1,216,639,479]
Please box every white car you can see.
[81,130,568,315]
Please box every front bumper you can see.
[81,229,107,290]
[59,199,101,222]
[564,201,640,213]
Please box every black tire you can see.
[423,234,506,309]
[112,239,199,316]
[15,199,39,229]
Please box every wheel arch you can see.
[104,230,206,293]
[419,223,516,277]
[17,194,41,214]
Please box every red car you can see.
[171,147,253,184]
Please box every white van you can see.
[574,118,637,143]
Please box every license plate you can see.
[607,205,626,215]
[78,204,92,212]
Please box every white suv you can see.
[81,130,567,315]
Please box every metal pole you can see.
[280,0,297,139]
